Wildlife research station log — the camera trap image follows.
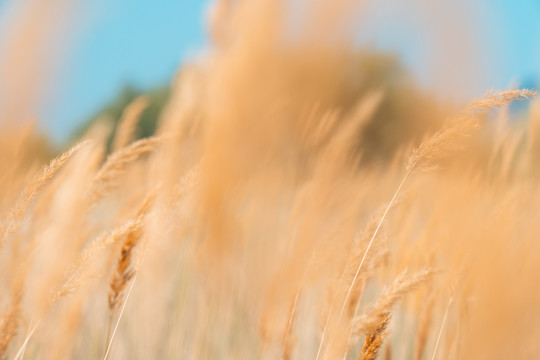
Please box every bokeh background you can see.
[0,0,539,144]
[1,2,540,359]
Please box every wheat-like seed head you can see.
[0,140,89,250]
[407,89,535,172]
[358,313,392,360]
[89,135,164,204]
[352,268,435,336]
[108,190,156,313]
[53,217,143,303]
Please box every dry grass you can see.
[112,96,150,152]
[1,0,540,359]
[88,135,164,204]
[0,140,88,249]
[352,268,434,336]
[358,314,391,360]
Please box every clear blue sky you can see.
[0,0,210,142]
[46,0,209,142]
[491,0,540,86]
[358,0,540,99]
[0,0,539,143]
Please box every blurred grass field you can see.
[1,1,540,359]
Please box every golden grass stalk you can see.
[358,313,391,360]
[106,191,156,345]
[324,177,407,359]
[280,285,301,360]
[13,212,148,358]
[53,217,144,302]
[274,94,384,359]
[12,320,40,360]
[407,89,535,172]
[103,274,138,360]
[0,253,35,359]
[465,89,535,114]
[89,135,164,204]
[316,229,389,360]
[430,296,453,360]
[318,89,533,360]
[0,286,23,358]
[352,268,434,335]
[0,140,88,250]
[384,343,392,360]
[112,96,149,151]
[345,227,391,318]
[333,89,533,351]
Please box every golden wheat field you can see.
[1,0,540,359]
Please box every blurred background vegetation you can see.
[69,50,451,162]
[71,85,171,151]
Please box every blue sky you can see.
[492,0,540,85]
[358,0,540,98]
[0,0,539,143]
[45,0,209,141]
[0,0,210,142]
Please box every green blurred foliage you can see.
[72,84,171,151]
[72,51,450,160]
[342,51,450,162]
